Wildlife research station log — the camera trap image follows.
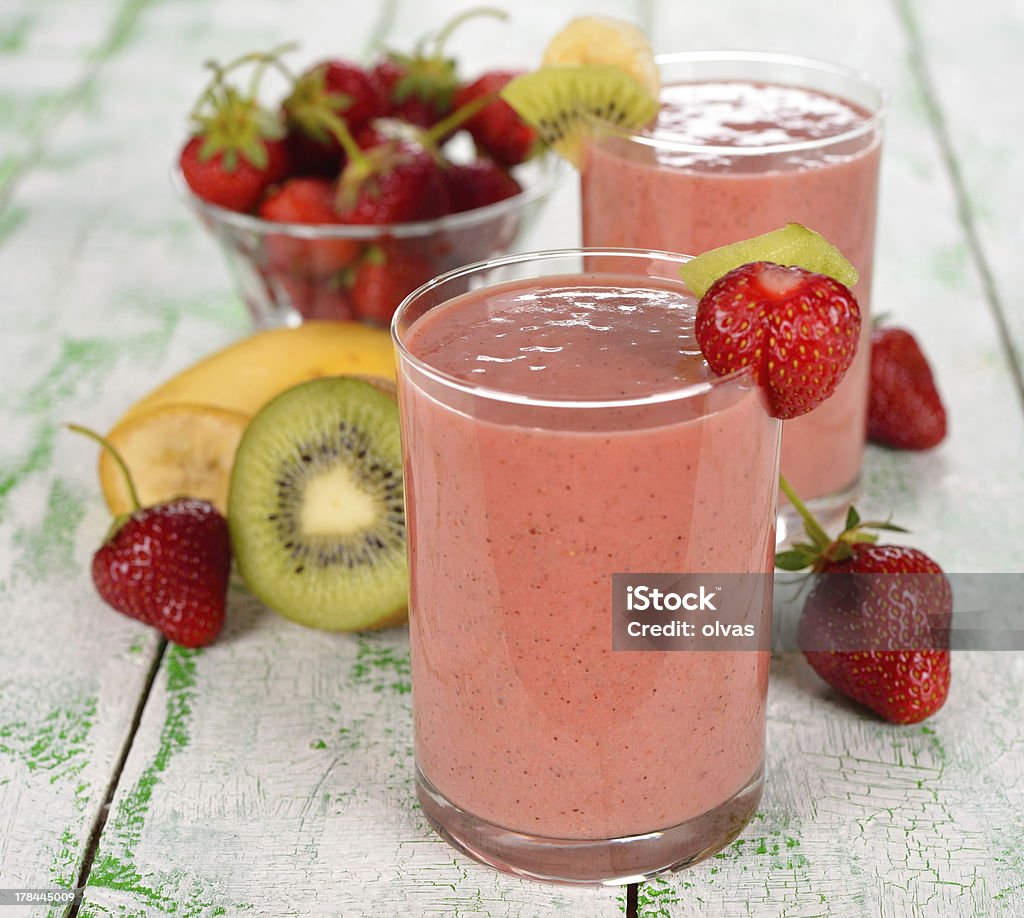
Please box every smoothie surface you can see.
[653,80,872,148]
[405,275,714,400]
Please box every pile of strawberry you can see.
[178,11,540,324]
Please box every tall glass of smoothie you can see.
[580,52,886,536]
[393,249,781,884]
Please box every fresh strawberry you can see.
[444,160,522,212]
[372,8,507,129]
[258,177,360,278]
[776,481,951,724]
[868,326,947,450]
[70,426,230,648]
[355,121,392,151]
[269,272,355,321]
[695,261,861,419]
[453,71,539,166]
[350,245,435,325]
[337,142,450,224]
[179,68,288,213]
[93,499,231,648]
[284,60,384,175]
[372,59,450,128]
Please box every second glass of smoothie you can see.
[581,52,886,533]
[393,249,781,884]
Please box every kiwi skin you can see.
[228,375,408,632]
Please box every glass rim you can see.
[169,154,566,239]
[584,50,889,158]
[391,246,755,411]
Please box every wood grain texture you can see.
[0,0,1021,914]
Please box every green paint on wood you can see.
[0,13,33,53]
[0,695,97,781]
[635,877,682,918]
[0,203,24,244]
[85,645,252,915]
[0,322,181,525]
[51,826,78,890]
[350,634,411,694]
[95,646,197,861]
[13,477,87,579]
[713,813,811,874]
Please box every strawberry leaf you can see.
[844,506,860,532]
[775,548,818,571]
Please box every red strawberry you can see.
[371,8,507,129]
[284,60,384,175]
[179,74,288,213]
[350,245,435,325]
[453,71,539,167]
[777,482,951,724]
[268,272,355,321]
[93,499,231,648]
[444,160,522,212]
[372,59,451,129]
[70,426,230,648]
[258,177,359,278]
[868,326,947,450]
[337,142,450,225]
[695,261,861,419]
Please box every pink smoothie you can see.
[398,274,779,840]
[581,78,883,501]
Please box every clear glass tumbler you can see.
[580,52,887,537]
[392,249,781,884]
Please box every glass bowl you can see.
[172,153,565,328]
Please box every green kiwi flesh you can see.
[678,223,860,298]
[500,65,659,167]
[228,376,407,631]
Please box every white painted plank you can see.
[79,599,622,917]
[899,0,1024,383]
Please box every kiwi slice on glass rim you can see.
[678,223,860,298]
[228,376,407,632]
[501,65,659,167]
[502,15,659,167]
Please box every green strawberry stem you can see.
[190,44,296,122]
[776,475,909,571]
[422,91,497,147]
[65,424,142,513]
[779,475,831,552]
[432,7,508,53]
[317,109,367,166]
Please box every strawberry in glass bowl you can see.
[174,31,562,328]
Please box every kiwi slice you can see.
[500,65,659,167]
[228,376,407,631]
[678,223,860,298]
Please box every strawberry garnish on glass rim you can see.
[694,260,862,420]
[677,224,863,419]
[777,476,952,725]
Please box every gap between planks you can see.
[892,0,1024,416]
[65,638,167,918]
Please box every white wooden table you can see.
[1,1,1022,915]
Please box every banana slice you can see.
[543,15,659,99]
[100,403,250,516]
